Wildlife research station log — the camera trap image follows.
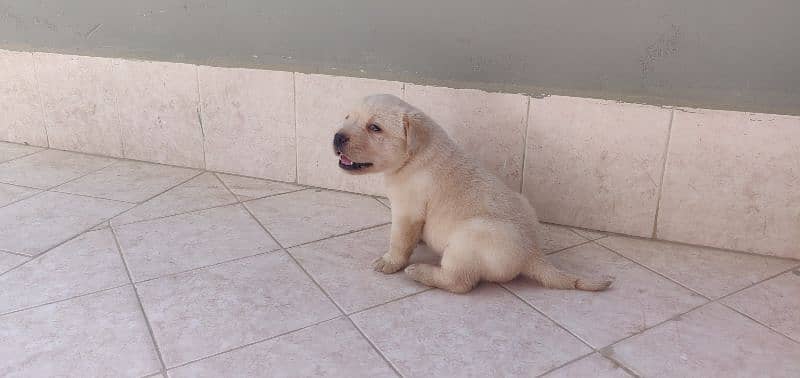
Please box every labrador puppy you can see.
[333,94,613,294]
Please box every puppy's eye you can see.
[368,124,382,132]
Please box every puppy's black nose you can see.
[333,132,349,150]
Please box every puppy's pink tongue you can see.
[340,155,353,165]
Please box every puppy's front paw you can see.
[372,253,407,274]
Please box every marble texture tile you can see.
[0,183,40,207]
[599,236,798,299]
[0,149,116,189]
[0,229,129,314]
[110,172,236,226]
[113,59,204,168]
[405,84,528,190]
[0,286,161,377]
[542,353,633,378]
[0,191,132,255]
[115,204,280,281]
[610,303,800,377]
[168,318,395,378]
[289,226,435,313]
[245,189,390,247]
[657,109,800,259]
[55,160,198,203]
[524,96,671,237]
[34,53,123,157]
[722,270,800,342]
[0,50,48,146]
[294,73,401,195]
[506,243,707,347]
[136,252,340,367]
[352,285,591,377]
[199,66,296,181]
[0,142,42,163]
[217,173,302,201]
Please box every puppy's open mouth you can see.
[338,154,373,171]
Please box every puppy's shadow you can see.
[408,243,441,266]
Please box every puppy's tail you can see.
[523,255,613,291]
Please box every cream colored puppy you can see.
[333,94,613,294]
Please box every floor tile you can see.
[0,149,116,189]
[289,226,436,313]
[0,142,42,163]
[599,236,798,299]
[169,318,395,378]
[0,252,27,274]
[55,160,198,203]
[0,50,48,146]
[609,303,800,377]
[0,229,129,314]
[199,66,296,181]
[113,59,204,168]
[246,189,390,247]
[217,173,302,201]
[136,252,340,367]
[116,204,280,281]
[0,183,40,207]
[351,285,590,377]
[542,353,633,378]
[722,270,800,342]
[0,286,161,377]
[0,192,132,255]
[34,53,123,157]
[506,243,707,348]
[110,172,236,226]
[539,223,590,254]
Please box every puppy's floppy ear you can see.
[403,112,428,156]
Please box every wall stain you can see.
[641,24,681,83]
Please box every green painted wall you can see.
[2,0,798,114]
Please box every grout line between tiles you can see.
[0,248,34,257]
[588,262,800,357]
[110,227,169,375]
[718,300,800,345]
[0,283,130,318]
[0,146,47,166]
[292,72,299,184]
[29,51,51,147]
[0,204,134,278]
[346,288,434,317]
[229,179,403,377]
[652,108,675,238]
[589,240,711,299]
[533,351,599,378]
[164,314,345,372]
[519,96,531,193]
[131,247,283,284]
[47,189,139,204]
[195,65,208,170]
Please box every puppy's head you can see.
[333,94,428,174]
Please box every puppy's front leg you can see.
[373,215,423,274]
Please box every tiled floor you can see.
[1,141,799,378]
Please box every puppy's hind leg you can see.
[524,254,613,292]
[404,251,480,294]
